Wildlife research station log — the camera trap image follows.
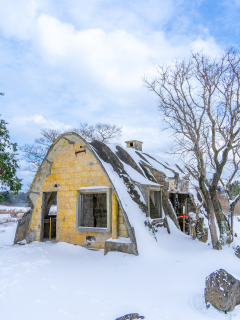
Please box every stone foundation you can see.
[104,238,133,255]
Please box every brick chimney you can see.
[125,140,143,151]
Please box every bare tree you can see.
[21,123,122,171]
[21,128,61,171]
[73,123,122,143]
[35,128,62,146]
[144,48,240,250]
[21,145,48,172]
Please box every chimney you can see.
[125,140,143,151]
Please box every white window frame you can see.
[76,186,112,233]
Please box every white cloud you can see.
[0,0,225,188]
[191,38,221,55]
[15,114,71,129]
[0,1,222,95]
[0,0,40,40]
[59,0,177,33]
[34,13,222,94]
[0,2,221,92]
[8,115,72,143]
[36,14,156,91]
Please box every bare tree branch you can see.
[144,48,240,249]
[21,123,122,171]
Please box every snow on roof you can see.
[90,142,186,201]
[143,153,183,178]
[90,142,162,255]
[106,143,160,187]
[89,141,188,254]
[107,143,183,180]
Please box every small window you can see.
[130,142,134,147]
[149,190,162,219]
[76,187,112,232]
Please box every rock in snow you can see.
[17,239,27,245]
[235,245,240,259]
[116,314,145,320]
[205,269,240,311]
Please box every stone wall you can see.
[149,169,169,196]
[118,206,129,238]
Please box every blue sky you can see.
[0,0,239,189]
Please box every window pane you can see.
[82,193,107,228]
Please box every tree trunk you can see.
[191,218,197,240]
[231,206,234,237]
[199,179,222,250]
[208,205,222,249]
[211,191,231,243]
[229,194,240,238]
[230,198,238,237]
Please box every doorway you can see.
[41,192,57,241]
[169,193,191,234]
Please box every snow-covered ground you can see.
[49,205,57,215]
[1,218,240,320]
[0,205,30,227]
[0,205,31,213]
[0,223,17,247]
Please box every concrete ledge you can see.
[104,238,133,255]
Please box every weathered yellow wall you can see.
[29,142,130,249]
[29,142,112,249]
[112,193,118,239]
[118,206,129,238]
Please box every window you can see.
[149,189,162,219]
[130,142,133,147]
[76,187,112,232]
